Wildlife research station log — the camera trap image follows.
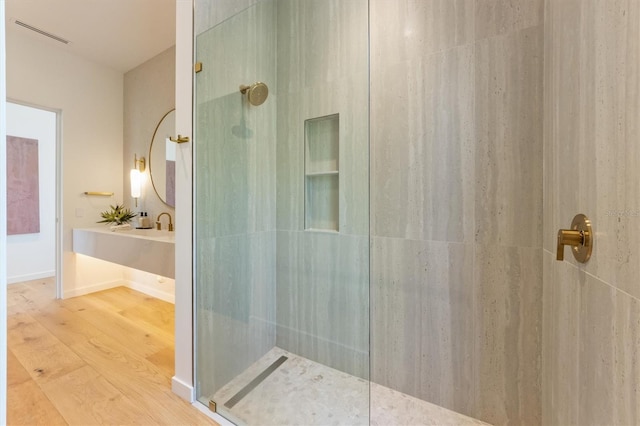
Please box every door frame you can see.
[6,98,63,299]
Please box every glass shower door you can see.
[194,1,369,424]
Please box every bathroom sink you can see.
[72,227,175,278]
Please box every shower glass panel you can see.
[194,1,370,424]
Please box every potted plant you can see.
[98,204,137,230]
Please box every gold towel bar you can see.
[84,192,114,196]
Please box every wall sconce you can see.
[130,154,145,207]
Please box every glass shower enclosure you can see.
[194,1,370,424]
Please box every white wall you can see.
[173,0,194,402]
[1,1,9,422]
[6,102,56,284]
[6,29,124,297]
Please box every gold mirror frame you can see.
[149,108,176,207]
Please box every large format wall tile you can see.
[275,0,369,221]
[611,280,640,424]
[196,232,277,398]
[474,245,542,425]
[541,252,554,426]
[196,92,276,238]
[545,264,640,425]
[195,0,262,36]
[195,0,277,102]
[275,230,369,379]
[475,0,543,40]
[276,0,369,235]
[541,1,556,256]
[300,76,369,236]
[579,269,617,425]
[371,237,476,416]
[587,0,640,298]
[544,1,640,423]
[372,45,475,243]
[543,250,640,425]
[544,0,598,261]
[545,0,640,300]
[276,0,369,95]
[276,75,369,235]
[275,92,304,230]
[370,1,544,424]
[542,0,596,254]
[274,0,370,381]
[543,252,581,425]
[198,1,548,424]
[475,25,543,248]
[194,0,278,402]
[370,0,475,69]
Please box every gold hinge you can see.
[195,62,203,73]
[208,399,217,412]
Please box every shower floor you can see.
[209,347,490,426]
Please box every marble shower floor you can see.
[209,347,490,426]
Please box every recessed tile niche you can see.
[304,114,339,232]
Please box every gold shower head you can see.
[239,82,269,106]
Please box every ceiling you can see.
[5,0,176,73]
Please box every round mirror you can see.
[149,109,176,207]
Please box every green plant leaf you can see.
[97,204,137,225]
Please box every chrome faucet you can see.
[156,212,174,231]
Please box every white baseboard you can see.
[62,279,174,303]
[124,280,174,304]
[172,376,195,402]
[7,270,55,285]
[63,279,121,298]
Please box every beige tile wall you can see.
[194,1,640,425]
[274,0,370,378]
[543,0,640,424]
[194,1,278,400]
[370,1,543,424]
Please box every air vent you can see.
[14,20,70,45]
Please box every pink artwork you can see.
[6,136,40,235]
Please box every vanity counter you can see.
[72,227,175,278]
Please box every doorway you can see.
[6,100,61,298]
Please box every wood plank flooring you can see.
[7,278,218,426]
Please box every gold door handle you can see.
[556,214,593,263]
[169,134,190,143]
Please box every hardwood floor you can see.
[7,278,218,426]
